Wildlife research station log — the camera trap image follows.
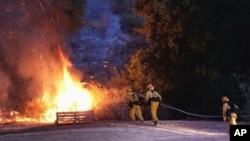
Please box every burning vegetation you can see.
[0,0,128,124]
[0,45,93,123]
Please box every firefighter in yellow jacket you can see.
[127,88,144,123]
[145,84,162,125]
[222,96,237,133]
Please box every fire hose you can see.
[135,93,250,120]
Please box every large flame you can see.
[56,47,91,111]
[0,47,93,123]
[42,47,92,122]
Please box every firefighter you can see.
[145,83,162,125]
[222,96,237,133]
[127,88,144,123]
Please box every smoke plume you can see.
[70,0,129,82]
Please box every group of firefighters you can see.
[127,83,238,132]
[126,83,162,125]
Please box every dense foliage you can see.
[123,0,250,117]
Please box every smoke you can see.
[70,0,129,82]
[0,1,81,115]
[0,67,10,108]
[0,0,131,118]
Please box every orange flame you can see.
[42,47,92,122]
[0,47,92,123]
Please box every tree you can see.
[123,0,249,118]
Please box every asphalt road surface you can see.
[0,120,231,141]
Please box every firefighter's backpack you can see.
[225,101,240,117]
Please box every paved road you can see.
[0,121,229,141]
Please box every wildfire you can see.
[41,47,92,122]
[0,47,93,124]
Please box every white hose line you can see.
[136,93,250,119]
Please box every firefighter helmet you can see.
[147,83,154,89]
[222,96,229,102]
[127,88,132,92]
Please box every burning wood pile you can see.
[55,110,94,125]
